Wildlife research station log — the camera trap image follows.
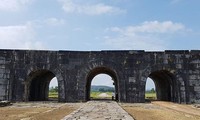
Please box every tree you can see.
[99,88,105,92]
[150,88,155,93]
[54,86,58,92]
[49,86,58,92]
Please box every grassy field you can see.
[145,92,156,100]
[91,92,156,100]
[48,91,156,100]
[48,92,58,98]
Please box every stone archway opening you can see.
[90,74,115,100]
[146,70,175,102]
[86,67,119,101]
[48,77,58,101]
[26,70,58,101]
[145,78,157,101]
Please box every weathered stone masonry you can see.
[0,49,200,104]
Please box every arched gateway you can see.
[0,50,200,104]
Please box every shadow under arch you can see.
[147,70,176,102]
[25,69,57,101]
[86,67,119,101]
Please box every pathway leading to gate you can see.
[62,101,134,120]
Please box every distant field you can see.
[48,91,156,100]
[91,92,156,100]
[49,92,58,98]
[90,91,112,99]
[145,92,156,100]
[48,91,113,99]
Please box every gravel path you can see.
[62,101,134,120]
[98,93,110,98]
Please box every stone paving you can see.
[62,101,134,120]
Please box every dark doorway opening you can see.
[27,70,58,101]
[145,70,175,102]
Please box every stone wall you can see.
[0,49,199,104]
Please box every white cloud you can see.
[28,18,66,27]
[104,21,188,50]
[0,0,33,12]
[0,24,44,49]
[91,74,114,87]
[58,0,125,15]
[44,18,65,26]
[108,21,186,34]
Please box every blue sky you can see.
[0,0,200,89]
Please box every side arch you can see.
[24,68,66,102]
[140,65,186,103]
[149,70,176,101]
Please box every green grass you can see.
[48,91,156,100]
[48,92,58,98]
[48,91,112,99]
[145,92,156,100]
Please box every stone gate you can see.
[0,49,200,104]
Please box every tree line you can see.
[49,86,58,92]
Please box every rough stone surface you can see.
[0,49,200,103]
[62,101,134,120]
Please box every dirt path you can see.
[98,93,110,98]
[1,101,200,120]
[0,102,82,120]
[121,101,200,120]
[152,101,200,116]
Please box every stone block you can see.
[0,69,5,74]
[180,87,185,91]
[0,65,5,69]
[0,74,4,78]
[176,64,182,69]
[189,75,197,80]
[0,60,5,64]
[129,77,136,83]
[0,80,6,85]
[194,86,200,91]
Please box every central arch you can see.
[85,67,119,101]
